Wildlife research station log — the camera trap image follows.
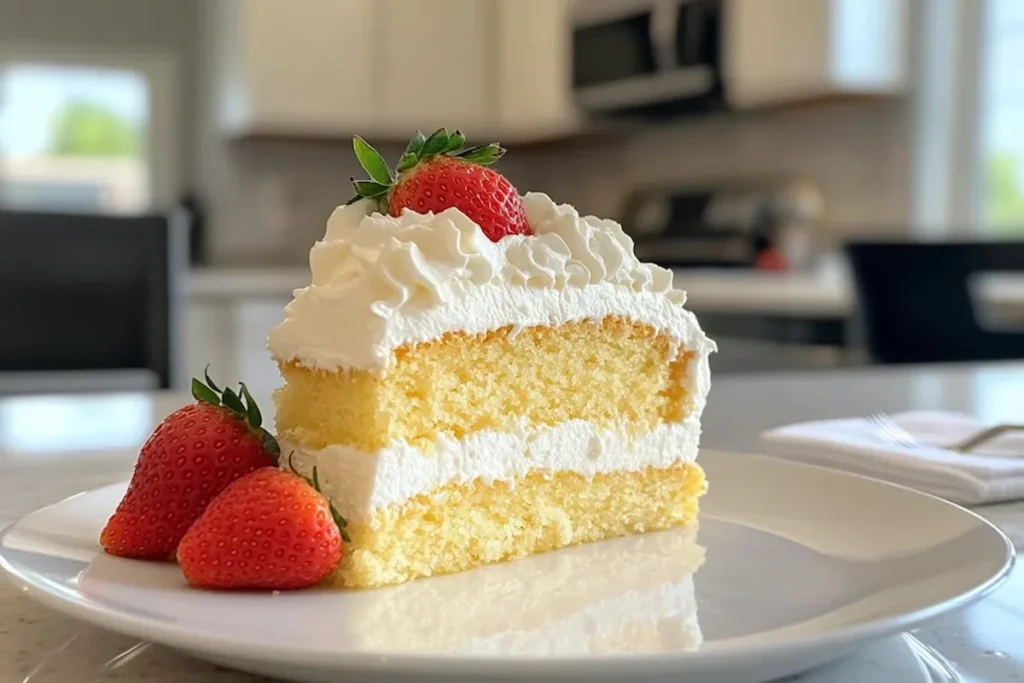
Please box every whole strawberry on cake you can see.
[268,128,716,589]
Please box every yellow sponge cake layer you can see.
[275,316,694,452]
[332,461,706,589]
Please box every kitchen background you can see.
[0,0,1021,396]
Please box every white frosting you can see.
[283,416,703,524]
[268,192,715,371]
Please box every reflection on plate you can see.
[346,525,704,655]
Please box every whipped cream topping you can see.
[283,415,703,524]
[268,193,714,371]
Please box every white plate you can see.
[0,451,1014,683]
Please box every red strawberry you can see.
[100,369,279,560]
[348,128,532,242]
[176,464,348,590]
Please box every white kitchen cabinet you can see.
[376,0,493,134]
[213,0,375,137]
[379,0,580,140]
[212,0,581,143]
[724,0,910,108]
[493,0,581,141]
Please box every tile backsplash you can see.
[198,99,912,266]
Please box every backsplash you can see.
[197,100,912,266]
[526,99,913,233]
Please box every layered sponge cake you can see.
[268,135,715,589]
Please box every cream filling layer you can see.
[282,417,703,524]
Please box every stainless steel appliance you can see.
[572,0,723,117]
[619,179,824,269]
[571,0,910,117]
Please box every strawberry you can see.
[176,463,348,590]
[348,128,532,242]
[99,369,279,561]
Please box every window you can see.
[980,0,1024,232]
[0,63,150,213]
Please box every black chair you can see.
[0,210,187,392]
[845,241,1024,364]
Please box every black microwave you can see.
[572,0,724,118]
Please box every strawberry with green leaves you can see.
[100,369,279,560]
[349,128,533,242]
[177,458,349,590]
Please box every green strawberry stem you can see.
[287,453,351,543]
[191,365,281,458]
[347,127,506,210]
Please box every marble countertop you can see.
[2,363,1024,681]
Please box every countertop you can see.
[188,265,1024,319]
[1,363,1024,680]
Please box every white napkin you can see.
[759,411,1024,505]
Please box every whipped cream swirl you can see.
[309,193,684,318]
[269,193,712,371]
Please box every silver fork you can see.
[869,411,1024,455]
[868,412,919,449]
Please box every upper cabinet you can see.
[375,0,493,134]
[212,0,376,137]
[209,0,905,142]
[723,0,910,109]
[212,0,581,143]
[567,0,908,119]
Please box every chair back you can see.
[845,241,1024,364]
[0,210,186,391]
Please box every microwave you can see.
[572,0,724,117]
[571,0,910,118]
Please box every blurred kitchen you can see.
[0,0,1021,397]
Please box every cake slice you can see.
[268,129,715,588]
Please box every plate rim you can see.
[0,452,1016,677]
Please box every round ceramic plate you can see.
[0,451,1014,683]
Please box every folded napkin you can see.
[759,411,1024,505]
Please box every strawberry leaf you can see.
[329,501,352,542]
[444,130,466,153]
[352,180,390,199]
[221,387,245,415]
[353,135,393,185]
[191,378,220,406]
[404,131,426,157]
[397,152,418,173]
[239,382,261,429]
[261,429,280,457]
[455,143,505,166]
[203,364,221,392]
[420,128,450,158]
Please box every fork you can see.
[868,412,919,449]
[869,411,1024,454]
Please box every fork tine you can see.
[869,412,918,449]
